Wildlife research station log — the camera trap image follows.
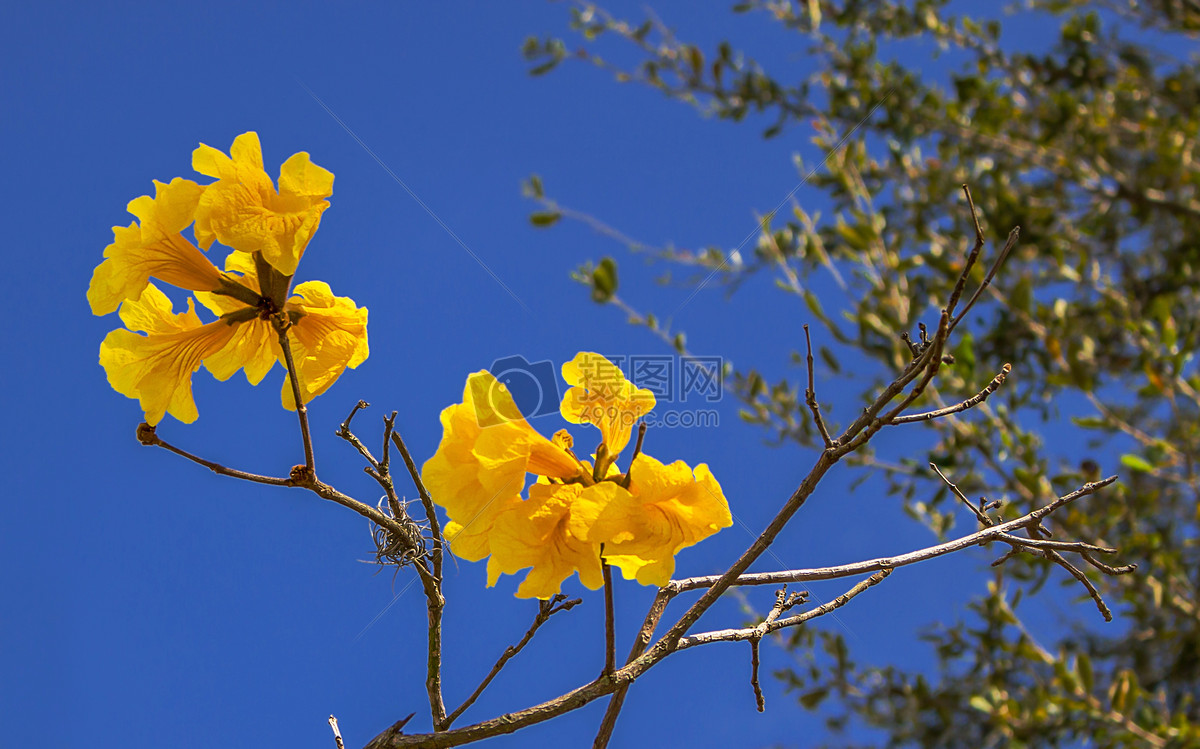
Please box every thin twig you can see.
[391,430,444,576]
[1081,550,1138,576]
[996,532,1116,555]
[443,595,582,728]
[677,570,890,649]
[930,462,995,527]
[602,550,616,677]
[1027,524,1116,621]
[893,364,1012,424]
[944,184,988,318]
[804,325,834,448]
[337,400,379,468]
[667,476,1119,594]
[329,715,345,749]
[950,226,1020,333]
[273,317,317,476]
[386,423,447,729]
[593,588,671,748]
[137,423,292,486]
[620,423,648,489]
[749,639,765,712]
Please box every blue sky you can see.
[1,3,1127,748]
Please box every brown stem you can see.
[892,363,1012,424]
[329,716,346,749]
[602,550,616,677]
[803,325,834,448]
[443,595,581,728]
[749,639,765,712]
[137,423,292,486]
[391,429,444,578]
[273,317,316,476]
[592,589,672,748]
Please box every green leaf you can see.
[1078,652,1094,693]
[591,257,618,303]
[529,211,562,227]
[969,694,992,713]
[1119,454,1155,473]
[799,688,828,709]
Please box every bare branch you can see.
[668,476,1120,594]
[803,325,835,448]
[944,184,987,319]
[390,429,444,577]
[592,588,672,748]
[137,423,293,487]
[950,226,1020,333]
[330,716,346,749]
[337,400,379,468]
[930,462,995,527]
[892,363,1012,424]
[443,595,582,729]
[749,639,765,712]
[365,473,1122,748]
[676,571,890,649]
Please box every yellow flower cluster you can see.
[422,352,732,599]
[88,132,368,425]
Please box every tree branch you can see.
[892,363,1012,424]
[443,595,581,729]
[803,325,835,447]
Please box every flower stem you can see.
[274,318,316,476]
[601,545,616,677]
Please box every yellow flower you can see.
[100,284,240,425]
[486,482,625,599]
[195,252,369,409]
[92,132,367,424]
[87,177,224,316]
[193,131,334,276]
[423,371,580,561]
[590,454,733,587]
[426,354,732,599]
[560,351,656,456]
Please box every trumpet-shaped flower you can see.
[423,371,580,561]
[91,132,367,424]
[426,354,732,599]
[486,482,625,599]
[590,454,732,587]
[193,131,334,276]
[87,177,224,316]
[560,351,656,456]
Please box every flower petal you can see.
[88,178,223,316]
[275,280,369,410]
[560,351,656,455]
[592,453,732,587]
[100,285,240,425]
[192,131,332,276]
[486,483,605,600]
[422,371,581,561]
[203,318,276,385]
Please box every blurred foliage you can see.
[525,1,1200,746]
